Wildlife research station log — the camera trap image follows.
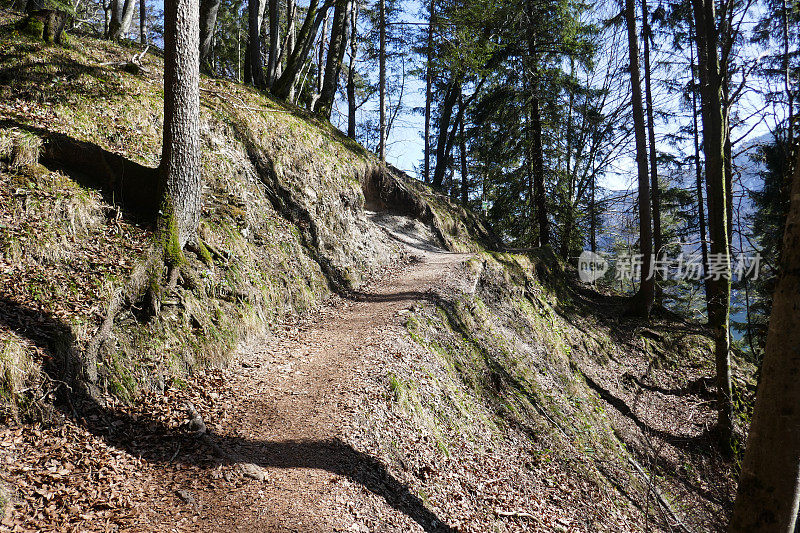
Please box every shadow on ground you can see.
[0,295,455,533]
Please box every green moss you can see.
[20,18,44,39]
[157,198,187,268]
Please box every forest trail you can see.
[138,215,470,532]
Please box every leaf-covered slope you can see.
[0,12,487,406]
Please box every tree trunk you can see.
[690,19,711,304]
[160,0,202,252]
[432,78,460,188]
[378,0,386,163]
[524,0,547,247]
[139,0,146,44]
[625,0,655,317]
[265,0,280,86]
[345,3,358,139]
[308,13,329,110]
[247,0,267,90]
[641,0,662,273]
[424,0,434,184]
[316,0,350,118]
[199,0,220,71]
[109,0,135,40]
[459,92,468,204]
[531,93,547,247]
[272,0,330,100]
[590,169,596,252]
[728,146,800,533]
[692,0,734,448]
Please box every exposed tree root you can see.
[83,236,209,397]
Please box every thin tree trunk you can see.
[641,0,662,272]
[378,0,386,163]
[308,13,329,110]
[459,92,468,204]
[729,146,800,533]
[625,0,655,317]
[346,3,358,139]
[531,93,547,246]
[272,0,330,100]
[524,0,547,247]
[160,0,202,250]
[692,0,734,448]
[266,0,280,86]
[316,0,350,118]
[139,0,146,43]
[590,167,596,253]
[432,78,460,188]
[782,0,794,156]
[199,0,221,71]
[690,19,710,304]
[424,0,434,184]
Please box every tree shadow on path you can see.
[0,296,456,533]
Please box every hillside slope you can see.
[0,14,745,532]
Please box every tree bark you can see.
[641,0,662,273]
[266,0,280,86]
[108,0,135,40]
[160,0,202,251]
[692,0,734,448]
[199,0,220,71]
[139,0,146,44]
[378,0,386,163]
[625,0,655,317]
[424,0,434,184]
[432,77,460,188]
[247,0,267,90]
[271,0,331,100]
[531,93,547,247]
[346,2,358,139]
[690,18,711,305]
[316,0,350,118]
[459,92,468,204]
[729,145,800,533]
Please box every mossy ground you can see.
[0,12,384,415]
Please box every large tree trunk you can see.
[728,146,800,533]
[199,0,221,71]
[160,0,202,252]
[316,0,350,118]
[641,0,662,278]
[247,0,267,90]
[625,0,655,317]
[692,0,734,448]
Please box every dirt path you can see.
[133,229,471,532]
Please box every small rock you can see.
[176,489,195,505]
[240,463,266,481]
